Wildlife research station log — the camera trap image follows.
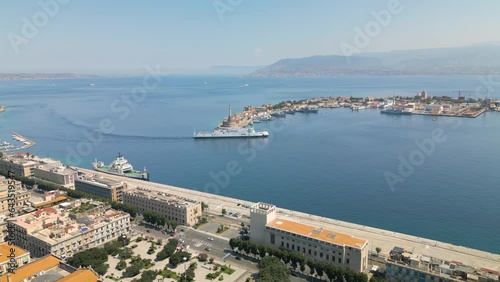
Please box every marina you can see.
[0,131,36,152]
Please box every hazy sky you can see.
[1,0,500,74]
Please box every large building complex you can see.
[250,203,369,272]
[0,153,60,177]
[33,164,78,189]
[75,174,127,202]
[0,254,99,282]
[123,187,202,226]
[385,246,500,282]
[8,203,130,258]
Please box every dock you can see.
[1,131,36,152]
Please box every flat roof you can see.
[0,255,60,282]
[0,243,28,264]
[33,196,68,208]
[57,269,99,282]
[267,218,367,248]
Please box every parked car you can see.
[235,256,241,260]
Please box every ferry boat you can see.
[92,153,149,180]
[381,108,412,115]
[193,127,269,139]
[296,106,319,113]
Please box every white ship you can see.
[92,153,149,180]
[193,127,269,139]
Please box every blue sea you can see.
[1,75,499,254]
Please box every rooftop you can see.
[126,187,198,207]
[9,205,129,245]
[267,218,367,249]
[76,174,124,187]
[0,243,28,264]
[0,255,61,282]
[56,269,99,282]
[36,164,78,176]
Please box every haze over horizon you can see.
[2,0,500,75]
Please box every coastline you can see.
[78,167,500,270]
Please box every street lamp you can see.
[182,257,187,281]
[122,234,127,259]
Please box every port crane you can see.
[452,90,474,100]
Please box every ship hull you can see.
[194,134,269,139]
[92,166,149,181]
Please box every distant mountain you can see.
[0,73,99,80]
[249,44,500,77]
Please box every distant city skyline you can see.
[1,0,500,74]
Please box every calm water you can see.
[1,75,499,254]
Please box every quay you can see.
[9,131,36,151]
[78,167,500,271]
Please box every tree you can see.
[221,208,227,215]
[116,260,127,271]
[375,247,381,256]
[169,251,191,267]
[256,256,290,282]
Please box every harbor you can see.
[0,131,36,153]
[77,166,500,271]
[213,91,499,129]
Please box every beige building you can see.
[0,153,61,177]
[123,187,201,226]
[0,242,30,276]
[8,203,130,258]
[250,203,369,272]
[0,176,30,212]
[33,164,78,189]
[75,174,127,202]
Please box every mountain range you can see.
[249,43,500,77]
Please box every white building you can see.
[250,203,369,272]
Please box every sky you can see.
[1,0,500,74]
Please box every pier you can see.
[1,131,36,152]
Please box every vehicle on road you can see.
[235,256,241,260]
[205,247,211,251]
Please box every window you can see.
[338,258,341,263]
[347,258,350,264]
[270,234,275,244]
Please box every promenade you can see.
[79,168,500,271]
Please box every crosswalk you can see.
[191,238,212,247]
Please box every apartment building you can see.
[250,202,369,272]
[8,203,130,258]
[0,176,30,212]
[123,187,201,226]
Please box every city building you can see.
[250,203,369,272]
[385,246,499,282]
[0,176,30,212]
[75,174,127,202]
[8,203,130,258]
[33,164,78,189]
[123,187,202,226]
[30,190,68,209]
[0,254,99,282]
[0,243,30,275]
[0,153,60,177]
